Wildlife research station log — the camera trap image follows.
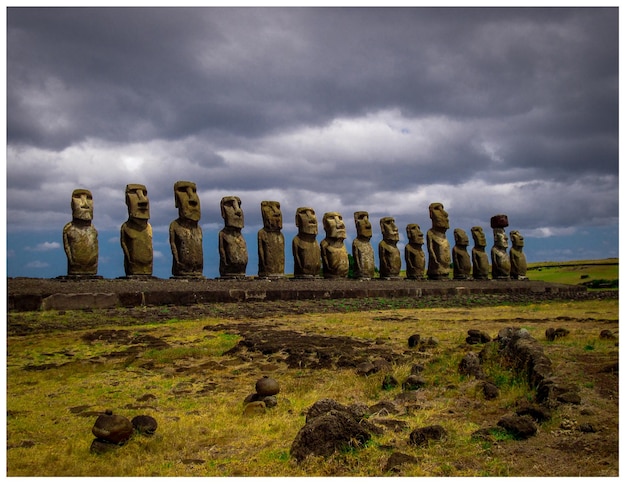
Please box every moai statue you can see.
[218,196,248,279]
[352,211,375,279]
[121,184,153,277]
[378,217,401,279]
[471,226,490,280]
[169,181,203,278]
[292,207,321,278]
[257,200,285,279]
[452,228,472,280]
[405,223,425,280]
[62,188,99,277]
[321,211,349,279]
[490,214,511,280]
[427,202,451,280]
[509,230,528,280]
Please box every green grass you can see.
[527,258,617,288]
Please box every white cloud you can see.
[25,241,61,252]
[25,260,50,268]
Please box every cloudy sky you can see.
[6,6,619,279]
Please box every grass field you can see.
[527,258,618,289]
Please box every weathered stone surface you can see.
[515,404,552,423]
[491,228,510,280]
[481,381,500,400]
[471,226,490,280]
[379,217,401,279]
[405,224,426,280]
[243,401,266,417]
[290,408,372,461]
[90,438,121,454]
[63,188,99,276]
[408,334,421,348]
[258,201,285,278]
[293,207,321,278]
[408,424,448,446]
[427,203,451,280]
[41,293,118,311]
[219,196,248,278]
[458,352,485,379]
[545,327,570,341]
[131,415,158,435]
[321,212,349,279]
[255,376,280,396]
[497,327,552,388]
[121,184,153,276]
[92,411,133,444]
[402,375,426,391]
[170,181,203,278]
[352,211,375,280]
[509,230,528,280]
[490,214,509,229]
[452,228,472,280]
[382,374,399,390]
[466,329,492,344]
[497,414,537,439]
[383,452,418,473]
[599,329,616,340]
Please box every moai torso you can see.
[63,189,98,276]
[258,201,285,278]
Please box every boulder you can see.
[255,376,280,396]
[92,411,133,444]
[408,424,447,447]
[497,414,537,439]
[131,415,158,435]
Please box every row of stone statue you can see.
[62,182,528,281]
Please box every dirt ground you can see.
[6,287,619,476]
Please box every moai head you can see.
[174,181,201,222]
[261,201,282,231]
[471,226,486,248]
[380,217,399,243]
[323,212,347,240]
[71,188,93,222]
[406,223,424,245]
[295,207,318,236]
[510,230,524,249]
[454,228,469,247]
[494,229,509,249]
[221,196,244,229]
[125,184,150,221]
[429,202,449,231]
[354,211,372,239]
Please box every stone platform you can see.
[7,277,587,312]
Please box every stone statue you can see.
[62,188,99,277]
[120,184,153,277]
[321,211,349,278]
[292,207,321,278]
[257,200,285,279]
[378,216,401,279]
[471,226,490,280]
[352,211,375,279]
[452,228,472,280]
[510,230,528,280]
[169,181,203,278]
[426,202,451,280]
[405,223,425,280]
[490,214,510,280]
[218,196,248,279]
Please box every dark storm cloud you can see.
[6,6,619,270]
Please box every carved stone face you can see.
[221,196,244,229]
[454,228,469,246]
[125,184,150,220]
[174,181,201,222]
[494,230,508,249]
[510,230,524,248]
[295,207,318,236]
[71,189,93,221]
[261,201,282,231]
[471,226,486,247]
[429,202,449,231]
[380,217,399,242]
[406,224,424,244]
[354,211,372,239]
[323,212,347,239]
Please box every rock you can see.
[497,414,537,439]
[369,400,402,416]
[578,423,598,433]
[408,425,447,446]
[408,334,421,348]
[90,438,121,454]
[546,327,570,341]
[356,362,378,376]
[402,375,426,391]
[480,381,499,400]
[243,401,266,417]
[410,363,425,374]
[262,395,278,408]
[557,391,582,405]
[458,352,485,379]
[131,415,158,435]
[92,411,134,444]
[383,452,418,473]
[466,329,492,344]
[599,329,616,340]
[255,376,280,396]
[243,392,261,404]
[515,404,552,423]
[290,409,372,461]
